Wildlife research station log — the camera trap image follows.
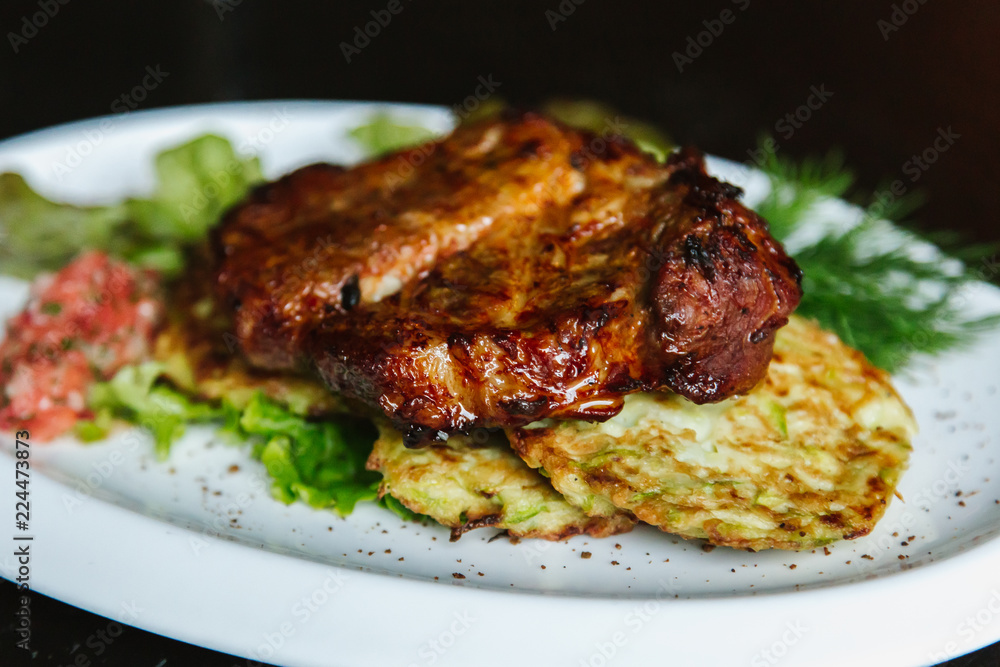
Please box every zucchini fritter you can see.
[508,316,916,550]
[367,420,634,541]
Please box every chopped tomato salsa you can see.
[0,251,163,440]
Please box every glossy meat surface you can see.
[214,113,802,442]
[215,115,586,369]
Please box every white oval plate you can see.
[2,101,1000,667]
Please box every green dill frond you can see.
[792,223,997,372]
[905,227,1000,278]
[755,139,1000,372]
[754,137,854,240]
[865,184,926,222]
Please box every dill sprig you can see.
[754,138,1000,373]
[754,143,854,241]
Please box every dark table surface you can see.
[1,1,999,665]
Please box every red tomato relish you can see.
[0,251,163,440]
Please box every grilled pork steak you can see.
[214,112,802,443]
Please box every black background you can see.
[1,1,999,665]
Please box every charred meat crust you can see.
[213,113,802,441]
[648,147,804,403]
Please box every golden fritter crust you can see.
[367,420,634,541]
[508,317,916,551]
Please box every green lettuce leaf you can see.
[84,364,380,515]
[236,393,380,515]
[125,135,263,245]
[348,113,439,157]
[542,99,674,161]
[86,362,229,458]
[0,174,129,278]
[0,135,262,278]
[379,494,429,524]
